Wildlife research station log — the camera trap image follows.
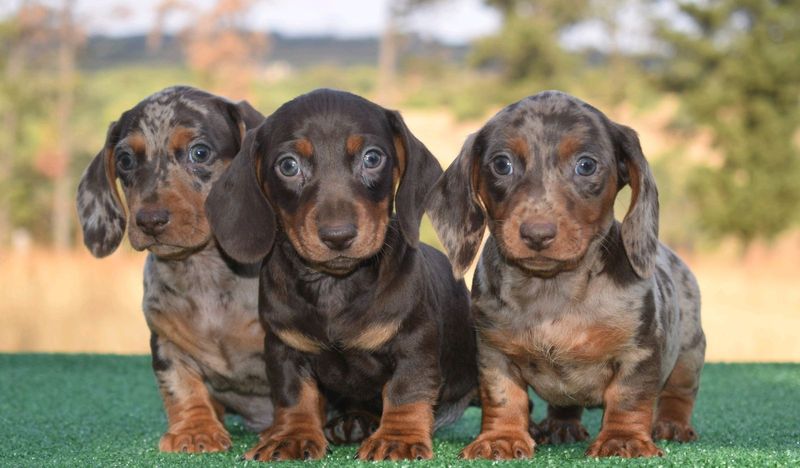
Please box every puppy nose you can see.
[136,208,170,236]
[519,222,557,251]
[318,224,357,251]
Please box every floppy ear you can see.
[425,133,487,278]
[386,109,444,247]
[225,99,265,139]
[613,123,659,279]
[205,127,276,263]
[76,121,126,258]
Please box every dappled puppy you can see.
[205,89,478,461]
[427,90,705,459]
[76,86,271,452]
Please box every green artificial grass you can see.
[1,355,798,467]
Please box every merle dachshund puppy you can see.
[76,86,270,452]
[205,89,478,461]
[427,91,705,459]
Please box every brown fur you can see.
[295,138,314,158]
[356,392,435,461]
[346,134,364,155]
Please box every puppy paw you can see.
[243,431,327,461]
[356,432,432,461]
[324,410,380,444]
[531,417,590,445]
[460,430,535,460]
[652,419,698,442]
[159,422,231,453]
[586,433,663,458]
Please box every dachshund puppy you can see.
[76,86,270,452]
[427,91,705,459]
[205,89,478,461]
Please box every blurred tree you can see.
[655,0,800,244]
[473,0,589,83]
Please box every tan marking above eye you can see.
[558,133,583,161]
[346,135,364,155]
[344,320,401,351]
[169,126,196,153]
[126,132,147,155]
[294,139,314,158]
[275,328,326,353]
[508,136,529,159]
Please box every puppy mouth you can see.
[135,237,209,260]
[511,255,580,277]
[313,256,363,275]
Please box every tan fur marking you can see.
[356,388,435,460]
[295,138,314,158]
[345,320,401,351]
[346,134,364,155]
[509,136,529,159]
[169,126,195,153]
[127,132,147,155]
[393,135,407,185]
[558,134,582,160]
[275,328,325,353]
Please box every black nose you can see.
[519,222,557,251]
[318,224,357,251]
[136,208,170,236]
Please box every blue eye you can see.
[491,155,513,176]
[116,151,136,172]
[362,149,383,169]
[575,156,597,176]
[277,156,300,177]
[188,144,212,163]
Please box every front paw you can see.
[356,432,432,461]
[531,417,590,445]
[159,422,231,453]
[460,431,535,460]
[586,432,663,458]
[244,431,327,461]
[652,419,698,442]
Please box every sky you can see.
[0,0,502,45]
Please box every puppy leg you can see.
[531,405,590,445]
[153,337,230,453]
[356,326,440,461]
[586,366,662,458]
[653,347,704,442]
[461,343,535,460]
[244,332,327,461]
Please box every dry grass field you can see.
[2,234,798,361]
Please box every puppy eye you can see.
[116,151,136,172]
[188,144,212,164]
[362,149,384,170]
[277,156,300,178]
[491,155,513,176]
[575,156,598,176]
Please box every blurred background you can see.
[0,0,798,361]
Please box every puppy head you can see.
[427,90,658,278]
[205,88,442,274]
[76,86,263,259]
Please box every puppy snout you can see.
[136,208,170,236]
[318,223,358,251]
[519,222,557,251]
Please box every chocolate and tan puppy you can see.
[427,90,705,459]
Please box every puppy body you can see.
[428,91,704,459]
[77,86,271,452]
[206,89,477,461]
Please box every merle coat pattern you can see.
[205,89,478,462]
[427,90,705,459]
[76,86,270,453]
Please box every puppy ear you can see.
[221,98,265,143]
[205,127,276,263]
[386,109,443,247]
[613,123,659,278]
[425,133,487,278]
[76,121,127,258]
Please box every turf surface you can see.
[1,354,798,467]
